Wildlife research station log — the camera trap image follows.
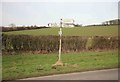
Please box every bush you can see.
[2,34,119,55]
[62,36,87,52]
[92,36,118,50]
[2,26,50,32]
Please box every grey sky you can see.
[2,0,118,26]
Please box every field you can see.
[2,25,119,80]
[3,25,118,36]
[3,50,118,80]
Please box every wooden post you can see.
[59,27,62,61]
[59,19,62,61]
[52,19,63,67]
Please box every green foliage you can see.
[92,36,118,50]
[2,34,118,54]
[62,36,87,52]
[86,37,93,50]
[2,26,49,32]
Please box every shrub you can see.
[2,34,118,55]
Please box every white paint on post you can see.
[58,19,62,61]
[59,28,62,61]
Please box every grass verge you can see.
[2,50,118,80]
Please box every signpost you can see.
[52,19,75,67]
[58,19,62,61]
[52,19,63,67]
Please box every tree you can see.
[9,23,16,27]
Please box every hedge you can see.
[2,34,119,54]
[2,26,50,32]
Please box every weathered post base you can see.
[52,60,64,67]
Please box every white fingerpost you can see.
[58,19,62,61]
[52,19,63,67]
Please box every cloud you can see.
[2,2,118,26]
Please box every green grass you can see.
[3,25,118,36]
[3,50,118,80]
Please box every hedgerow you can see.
[2,34,118,55]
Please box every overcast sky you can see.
[1,0,119,26]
